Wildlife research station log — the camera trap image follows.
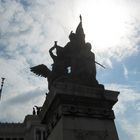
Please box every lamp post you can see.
[0,77,5,100]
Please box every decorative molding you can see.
[62,104,114,119]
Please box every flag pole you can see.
[0,78,5,100]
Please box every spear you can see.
[95,61,105,69]
[0,77,5,100]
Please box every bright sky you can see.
[0,0,140,140]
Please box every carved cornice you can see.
[62,104,115,119]
[40,82,119,121]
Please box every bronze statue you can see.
[30,16,104,89]
[49,41,68,85]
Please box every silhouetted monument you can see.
[30,16,104,90]
[31,16,119,140]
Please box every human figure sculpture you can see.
[49,41,68,85]
[33,107,36,115]
[30,16,104,89]
[69,42,98,86]
[75,15,85,47]
[82,43,98,86]
[35,106,42,115]
[85,42,96,77]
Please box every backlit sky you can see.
[0,0,140,140]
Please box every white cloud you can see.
[0,87,46,122]
[105,84,140,113]
[120,119,140,140]
[0,3,140,140]
[105,83,140,140]
[69,0,140,69]
[123,65,128,79]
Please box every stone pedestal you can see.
[40,82,119,140]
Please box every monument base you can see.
[40,82,119,140]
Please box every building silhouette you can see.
[0,114,46,140]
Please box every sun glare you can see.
[76,0,131,52]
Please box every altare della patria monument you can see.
[29,16,119,140]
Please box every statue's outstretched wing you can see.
[30,64,51,78]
